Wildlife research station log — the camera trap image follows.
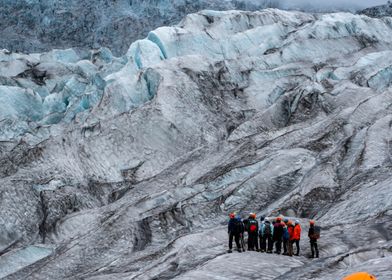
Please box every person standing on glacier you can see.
[273,217,284,254]
[293,220,302,256]
[308,220,320,258]
[246,213,259,251]
[227,213,244,253]
[258,216,265,252]
[259,217,274,253]
[287,220,295,256]
[282,219,290,255]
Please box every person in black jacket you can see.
[308,220,319,258]
[273,217,284,254]
[228,213,244,253]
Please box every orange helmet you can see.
[229,213,235,219]
[249,213,256,219]
[276,217,282,222]
[310,220,315,225]
[343,272,377,280]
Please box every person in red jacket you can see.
[287,220,295,256]
[293,220,301,256]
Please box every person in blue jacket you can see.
[282,219,290,255]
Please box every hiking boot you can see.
[237,248,242,253]
[228,249,232,253]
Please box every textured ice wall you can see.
[0,0,383,56]
[1,8,392,280]
[0,0,279,55]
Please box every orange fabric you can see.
[343,272,377,280]
[293,224,301,240]
[288,225,295,241]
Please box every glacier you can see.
[0,0,385,56]
[1,7,392,280]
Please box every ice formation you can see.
[1,8,392,280]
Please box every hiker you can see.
[227,213,244,253]
[293,220,302,256]
[343,272,377,280]
[282,218,290,255]
[259,217,274,253]
[308,220,320,258]
[239,214,246,251]
[287,220,295,256]
[273,217,284,254]
[247,213,259,251]
[258,216,265,252]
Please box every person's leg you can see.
[248,233,252,250]
[259,235,263,252]
[314,241,319,258]
[267,235,273,252]
[283,239,287,254]
[229,233,234,252]
[295,240,300,255]
[261,235,266,252]
[241,233,246,251]
[254,234,259,251]
[310,240,315,257]
[288,240,293,256]
[235,233,241,251]
[276,239,281,254]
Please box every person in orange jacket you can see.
[293,220,301,256]
[343,272,377,280]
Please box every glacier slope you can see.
[1,8,392,280]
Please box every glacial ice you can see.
[0,246,53,279]
[126,39,164,69]
[0,86,43,121]
[2,8,392,280]
[2,9,392,140]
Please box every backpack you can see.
[313,226,321,239]
[264,222,272,235]
[249,220,257,233]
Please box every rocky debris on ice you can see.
[359,2,392,18]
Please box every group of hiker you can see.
[227,212,320,258]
